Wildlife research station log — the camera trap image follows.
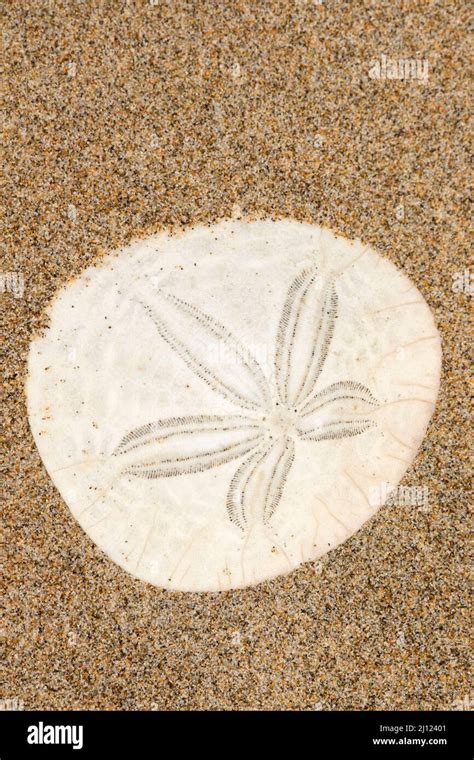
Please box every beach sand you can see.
[3,0,470,710]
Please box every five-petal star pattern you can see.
[113,269,379,531]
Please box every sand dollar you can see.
[27,219,441,591]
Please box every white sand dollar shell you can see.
[27,220,441,591]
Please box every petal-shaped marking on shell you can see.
[226,437,295,530]
[139,293,270,412]
[298,419,375,442]
[299,380,379,418]
[274,269,338,406]
[274,269,313,405]
[293,279,338,407]
[113,415,265,479]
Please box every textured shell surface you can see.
[27,219,442,591]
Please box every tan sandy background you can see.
[2,0,471,710]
